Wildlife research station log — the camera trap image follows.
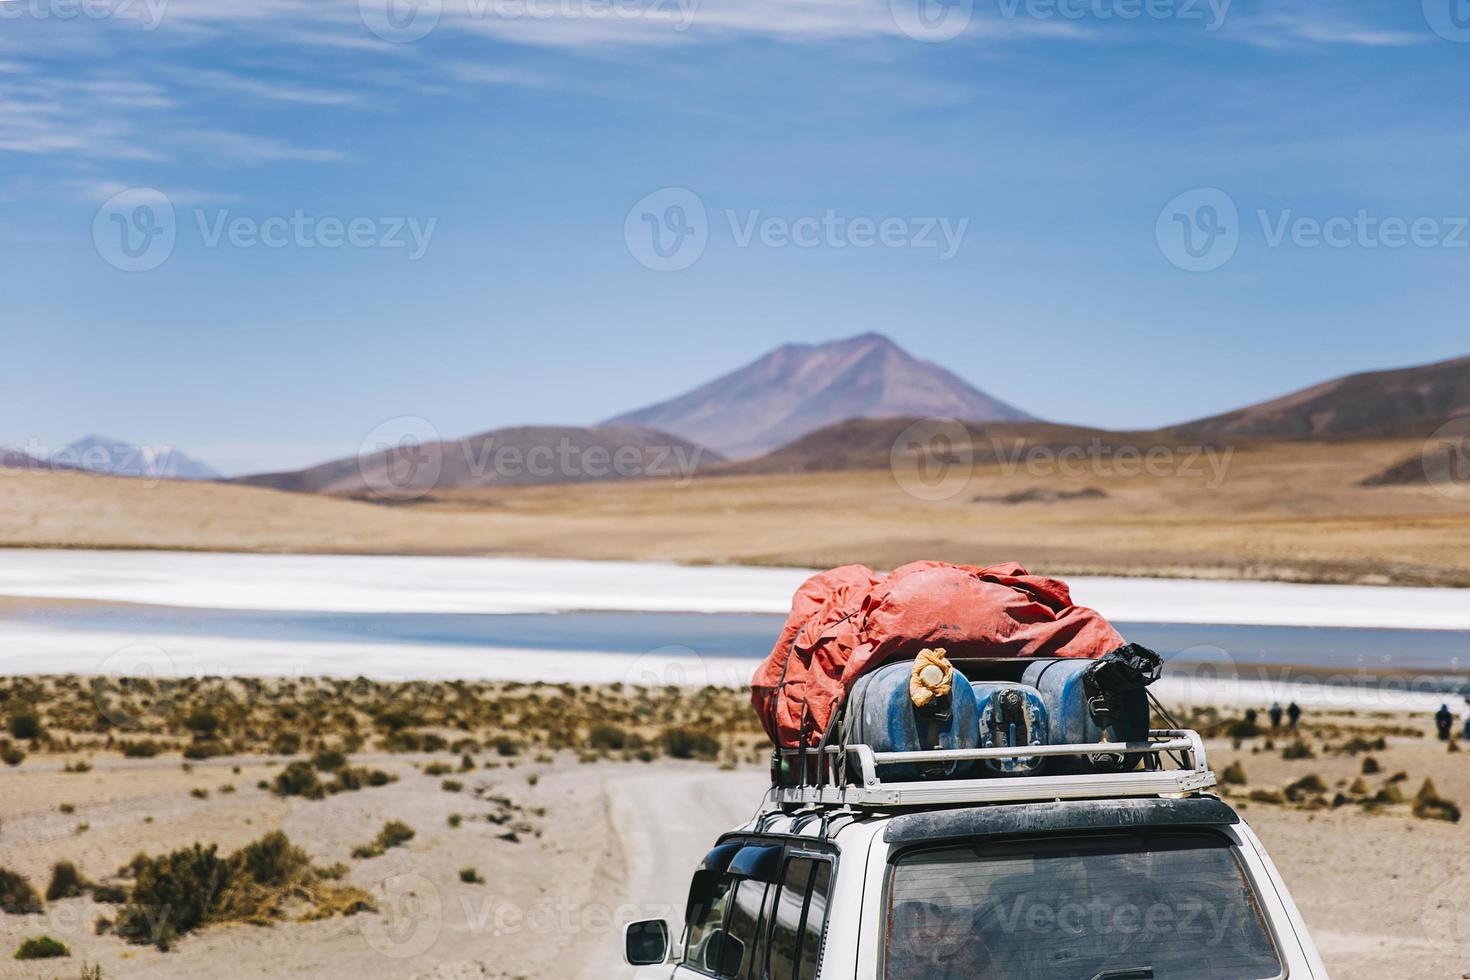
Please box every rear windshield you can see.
[885,831,1282,980]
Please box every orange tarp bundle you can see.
[751,561,1125,747]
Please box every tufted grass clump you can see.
[271,761,325,800]
[662,726,720,761]
[13,935,69,960]
[0,868,43,914]
[1281,741,1314,761]
[45,862,91,902]
[1412,779,1462,823]
[116,831,373,950]
[351,820,415,860]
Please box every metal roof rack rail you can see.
[772,729,1215,811]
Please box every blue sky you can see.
[3,0,1468,473]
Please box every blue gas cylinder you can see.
[971,682,1049,775]
[848,660,979,780]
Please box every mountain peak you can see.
[60,436,221,481]
[604,335,1034,458]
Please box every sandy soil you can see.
[0,752,765,980]
[0,717,1466,979]
[1209,729,1470,979]
[2,439,1469,586]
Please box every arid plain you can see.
[2,437,1467,586]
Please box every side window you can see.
[799,862,833,980]
[683,876,735,973]
[767,858,835,980]
[723,879,771,979]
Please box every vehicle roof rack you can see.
[772,729,1216,811]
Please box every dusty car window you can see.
[766,858,834,980]
[885,832,1282,980]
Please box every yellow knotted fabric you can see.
[908,647,954,708]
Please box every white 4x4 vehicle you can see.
[624,730,1327,980]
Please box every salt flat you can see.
[2,621,1457,715]
[0,549,1466,629]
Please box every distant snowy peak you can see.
[60,435,221,481]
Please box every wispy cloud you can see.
[190,68,362,106]
[1224,2,1429,49]
[173,130,345,165]
[442,62,563,89]
[69,179,237,206]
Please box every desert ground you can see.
[2,438,1468,587]
[0,678,1464,979]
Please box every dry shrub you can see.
[1412,779,1462,823]
[0,868,43,914]
[45,862,91,902]
[116,831,374,950]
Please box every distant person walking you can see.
[1287,702,1302,730]
[1269,703,1284,731]
[1435,704,1454,741]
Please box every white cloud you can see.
[176,129,345,164]
[190,68,363,106]
[1224,2,1428,49]
[442,61,563,88]
[69,179,236,206]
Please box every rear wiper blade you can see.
[1090,969,1154,980]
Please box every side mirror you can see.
[624,919,671,966]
